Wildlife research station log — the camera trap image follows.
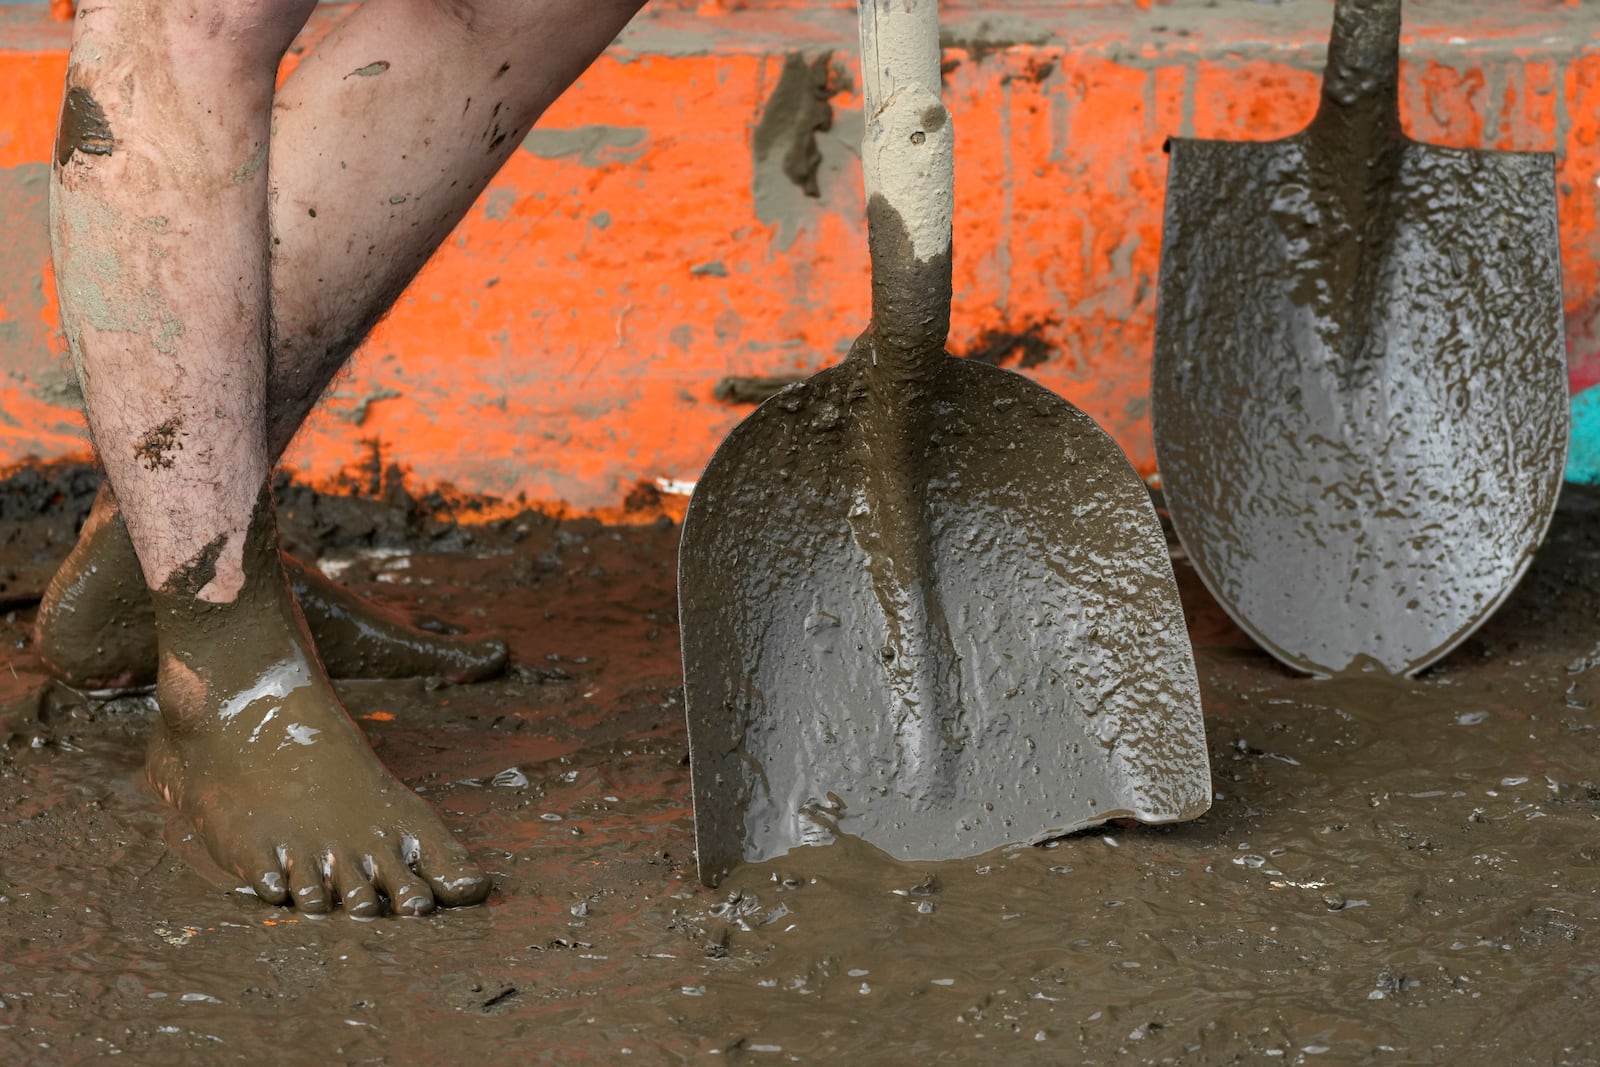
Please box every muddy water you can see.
[1,477,1599,1063]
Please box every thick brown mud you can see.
[2,472,1599,1063]
[54,86,115,169]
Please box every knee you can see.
[422,0,524,39]
[427,0,478,32]
[170,0,320,68]
[420,0,646,44]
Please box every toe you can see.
[417,853,491,908]
[224,837,289,905]
[285,849,331,915]
[251,866,291,907]
[375,849,435,916]
[410,830,490,907]
[447,636,509,684]
[329,851,382,919]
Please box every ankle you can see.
[152,483,278,604]
[148,485,313,725]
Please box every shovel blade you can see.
[681,357,1210,885]
[1152,135,1568,677]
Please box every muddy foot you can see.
[147,496,490,916]
[33,486,507,692]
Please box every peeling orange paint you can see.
[2,5,1599,511]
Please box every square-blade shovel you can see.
[679,0,1212,886]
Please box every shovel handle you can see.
[858,0,954,378]
[1310,0,1403,149]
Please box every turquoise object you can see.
[1568,385,1600,484]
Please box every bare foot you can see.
[146,499,490,916]
[34,486,507,693]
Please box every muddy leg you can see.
[35,485,508,692]
[36,0,645,689]
[52,0,486,912]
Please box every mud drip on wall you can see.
[753,51,838,199]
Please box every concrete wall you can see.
[3,1,1599,511]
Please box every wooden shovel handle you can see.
[1310,0,1403,148]
[857,0,954,377]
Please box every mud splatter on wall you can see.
[0,161,85,457]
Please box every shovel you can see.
[680,0,1211,887]
[1151,0,1568,678]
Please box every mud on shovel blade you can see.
[680,0,1211,887]
[1151,0,1567,678]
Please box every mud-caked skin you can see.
[145,487,490,916]
[41,0,648,920]
[34,486,508,693]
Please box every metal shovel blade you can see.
[1151,0,1567,677]
[680,354,1210,886]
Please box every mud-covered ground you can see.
[0,464,1598,1065]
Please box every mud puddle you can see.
[1,469,1598,1064]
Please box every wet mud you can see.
[54,87,115,169]
[132,418,183,473]
[710,375,806,406]
[2,474,1600,1062]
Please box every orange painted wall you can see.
[2,2,1599,510]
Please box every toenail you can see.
[440,873,488,896]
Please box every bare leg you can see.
[37,0,646,691]
[270,0,650,445]
[54,0,644,914]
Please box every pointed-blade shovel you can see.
[679,0,1211,887]
[1152,0,1568,678]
